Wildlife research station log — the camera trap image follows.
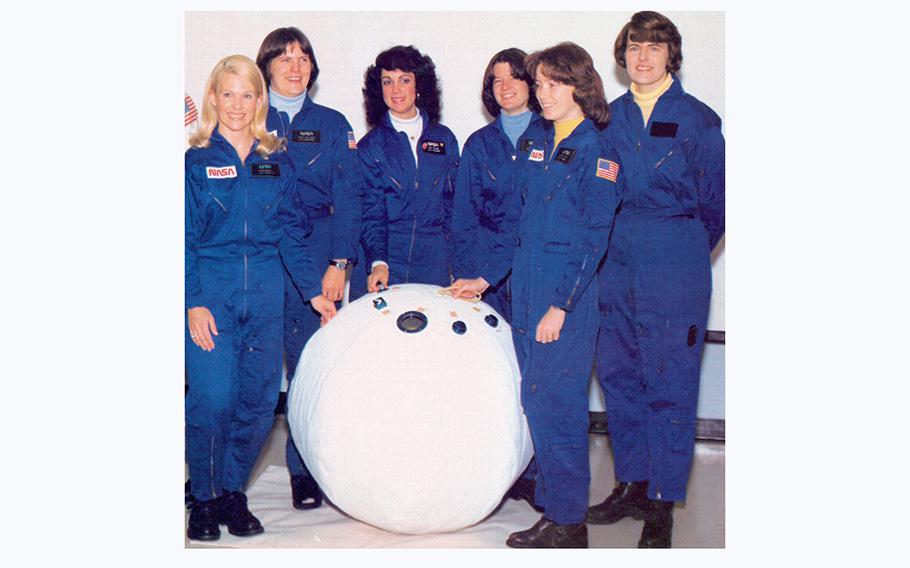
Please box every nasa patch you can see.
[292,130,321,143]
[206,165,237,179]
[251,162,281,177]
[421,140,446,154]
[529,149,544,162]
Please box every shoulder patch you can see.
[347,131,357,149]
[206,165,237,179]
[596,158,619,182]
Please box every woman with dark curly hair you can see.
[350,45,460,299]
[503,42,624,549]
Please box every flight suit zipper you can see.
[242,158,249,320]
[404,129,423,283]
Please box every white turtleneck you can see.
[389,110,423,166]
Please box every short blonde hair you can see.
[189,54,282,157]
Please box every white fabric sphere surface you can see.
[287,284,533,534]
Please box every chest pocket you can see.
[289,136,328,179]
[649,134,697,203]
[248,162,286,216]
[420,162,453,225]
[476,162,504,225]
[205,176,237,214]
[369,157,409,223]
[540,161,584,245]
[418,149,449,189]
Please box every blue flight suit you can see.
[350,110,459,300]
[185,128,322,502]
[595,76,725,502]
[452,113,547,322]
[511,118,624,524]
[266,98,362,479]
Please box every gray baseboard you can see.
[589,411,725,442]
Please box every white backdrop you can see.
[185,10,725,330]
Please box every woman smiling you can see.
[351,45,460,299]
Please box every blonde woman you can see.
[184,54,335,541]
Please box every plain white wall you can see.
[185,10,725,331]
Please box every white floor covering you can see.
[186,417,724,548]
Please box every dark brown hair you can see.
[525,42,610,130]
[362,45,441,127]
[614,11,683,74]
[481,48,540,117]
[256,27,320,90]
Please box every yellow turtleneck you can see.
[631,73,673,126]
[552,116,584,156]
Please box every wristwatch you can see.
[329,259,349,270]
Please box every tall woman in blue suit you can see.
[256,26,362,513]
[184,55,336,541]
[588,11,725,548]
[351,45,459,299]
[504,43,623,548]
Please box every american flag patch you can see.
[596,158,619,182]
[347,131,357,149]
[184,94,198,127]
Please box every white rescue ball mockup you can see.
[287,284,533,534]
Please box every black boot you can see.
[638,500,674,548]
[505,477,543,512]
[291,475,323,510]
[586,480,649,524]
[506,516,588,548]
[187,498,221,541]
[217,491,264,537]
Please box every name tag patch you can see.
[251,163,281,177]
[529,149,545,162]
[554,148,576,164]
[650,122,679,138]
[206,166,237,179]
[520,138,534,152]
[421,140,446,154]
[292,130,321,143]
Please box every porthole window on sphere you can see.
[396,311,428,333]
[452,321,467,335]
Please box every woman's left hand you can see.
[322,261,347,302]
[310,293,338,326]
[536,306,566,343]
